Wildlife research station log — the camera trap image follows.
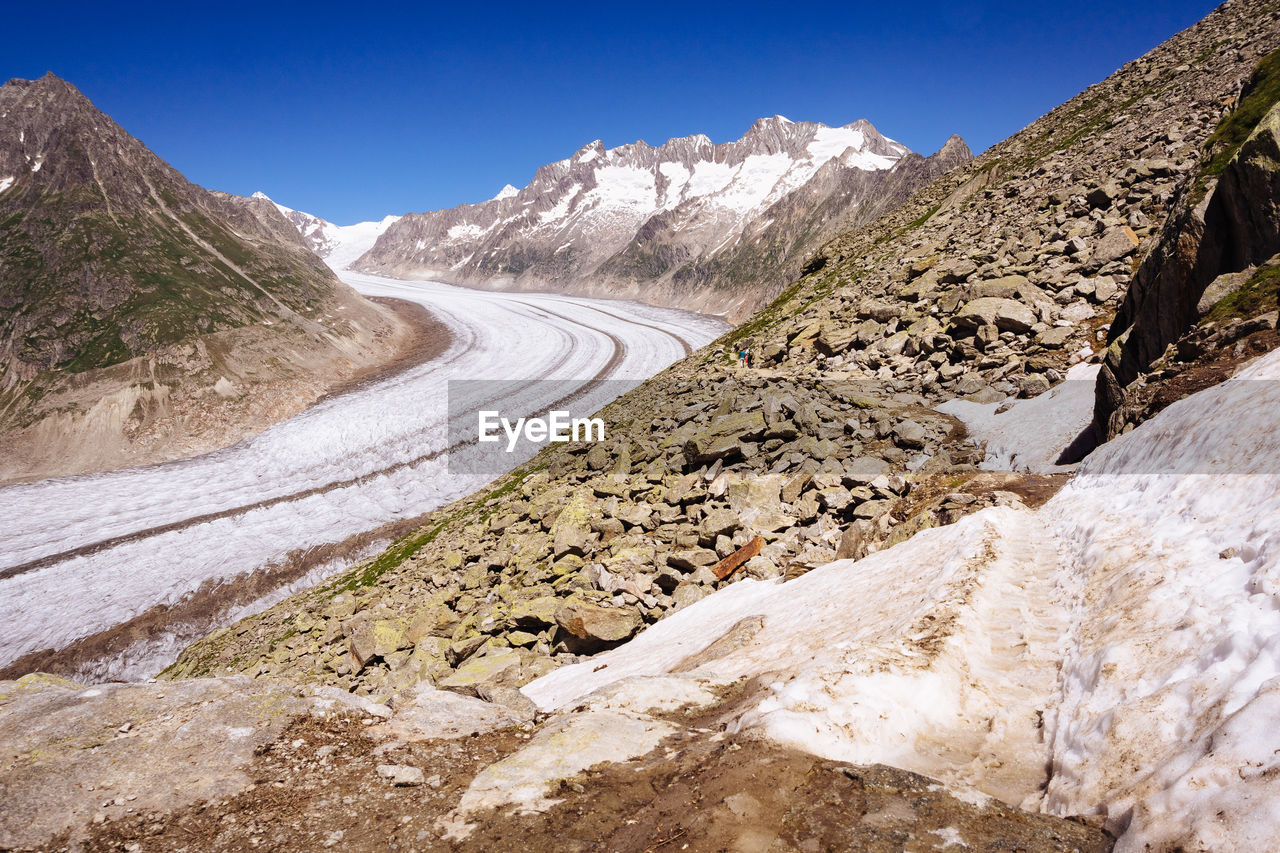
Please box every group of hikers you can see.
[737,344,754,368]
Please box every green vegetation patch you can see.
[1202,47,1280,180]
[1203,262,1280,324]
[903,203,941,232]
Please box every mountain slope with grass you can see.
[0,74,415,482]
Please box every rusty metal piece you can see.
[711,536,764,580]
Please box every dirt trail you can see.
[78,712,1111,853]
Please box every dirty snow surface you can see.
[0,274,726,681]
[936,361,1100,472]
[525,348,1280,852]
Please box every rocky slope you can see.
[354,118,970,318]
[0,672,1111,851]
[0,74,418,482]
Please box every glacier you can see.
[0,273,727,681]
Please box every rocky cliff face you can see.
[0,74,411,482]
[353,118,968,318]
[1095,49,1280,439]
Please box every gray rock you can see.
[672,583,711,609]
[1196,269,1252,316]
[893,420,927,449]
[954,297,1038,333]
[667,548,720,571]
[554,600,642,646]
[1019,373,1052,398]
[1036,327,1074,348]
[377,764,425,786]
[1092,225,1140,266]
[1087,183,1120,209]
[699,507,740,540]
[0,674,377,850]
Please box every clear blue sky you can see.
[7,1,1218,224]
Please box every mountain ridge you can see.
[350,116,967,317]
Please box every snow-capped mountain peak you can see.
[347,116,967,318]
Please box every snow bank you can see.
[527,504,1070,805]
[936,362,1099,472]
[524,348,1280,851]
[1041,351,1280,849]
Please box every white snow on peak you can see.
[493,184,519,201]
[320,215,402,271]
[807,126,867,161]
[524,347,1280,852]
[446,223,486,241]
[583,166,654,209]
[261,192,401,271]
[538,184,583,223]
[0,176,14,194]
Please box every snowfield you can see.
[523,348,1280,852]
[937,361,1100,472]
[0,273,727,680]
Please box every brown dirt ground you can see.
[72,708,1112,853]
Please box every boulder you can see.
[346,616,409,671]
[1018,372,1051,397]
[969,274,1029,299]
[1092,225,1140,266]
[1196,269,1252,316]
[699,507,740,540]
[1036,327,1074,348]
[892,420,927,449]
[953,297,1038,333]
[507,596,559,629]
[937,258,977,284]
[551,489,595,558]
[377,764,425,786]
[437,647,525,696]
[1086,182,1120,209]
[683,411,767,464]
[671,583,711,610]
[667,548,720,571]
[554,600,642,648]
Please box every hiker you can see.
[738,347,747,367]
